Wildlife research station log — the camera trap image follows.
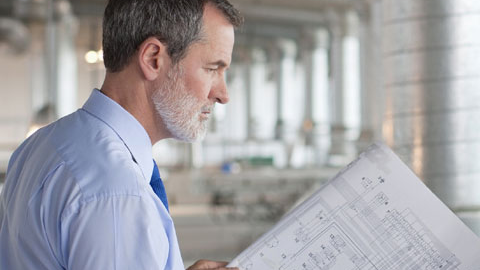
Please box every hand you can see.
[186,260,239,270]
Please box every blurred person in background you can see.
[0,0,242,269]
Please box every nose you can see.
[210,77,229,104]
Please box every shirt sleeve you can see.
[60,195,170,270]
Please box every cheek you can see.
[184,72,212,99]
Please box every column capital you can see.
[325,8,347,38]
[353,0,372,21]
[297,27,329,57]
[274,38,297,59]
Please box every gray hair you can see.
[102,0,243,72]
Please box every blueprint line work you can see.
[228,143,480,270]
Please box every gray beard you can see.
[151,65,211,142]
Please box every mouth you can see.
[201,106,213,115]
[200,110,211,120]
[200,105,214,119]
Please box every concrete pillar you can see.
[21,0,78,131]
[299,28,330,165]
[274,38,296,141]
[55,1,77,118]
[327,9,361,165]
[381,0,480,235]
[356,3,376,152]
[245,47,267,140]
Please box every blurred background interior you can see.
[1,0,480,265]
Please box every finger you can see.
[188,260,230,269]
[208,261,228,267]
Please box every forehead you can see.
[190,4,235,64]
[202,3,235,39]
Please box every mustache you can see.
[201,103,215,113]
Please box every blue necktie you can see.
[150,160,169,212]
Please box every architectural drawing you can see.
[228,143,480,270]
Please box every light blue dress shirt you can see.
[0,89,184,270]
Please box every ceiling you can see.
[0,0,367,49]
[0,0,364,19]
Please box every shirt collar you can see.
[82,89,153,183]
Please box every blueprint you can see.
[228,143,480,270]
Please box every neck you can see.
[100,67,171,144]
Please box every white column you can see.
[299,28,331,165]
[55,2,78,118]
[245,47,267,140]
[26,1,78,129]
[356,3,376,151]
[327,9,361,165]
[274,38,296,141]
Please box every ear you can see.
[137,37,169,81]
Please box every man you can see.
[0,0,242,269]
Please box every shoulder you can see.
[28,109,145,198]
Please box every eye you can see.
[206,67,218,73]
